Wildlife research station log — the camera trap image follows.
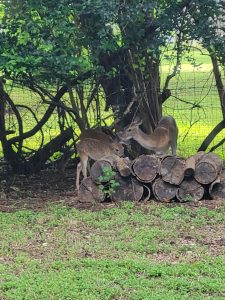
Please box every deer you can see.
[76,128,124,190]
[79,128,114,144]
[118,115,178,156]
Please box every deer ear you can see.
[133,115,143,126]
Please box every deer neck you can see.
[134,128,157,149]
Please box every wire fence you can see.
[3,67,225,160]
[163,70,224,158]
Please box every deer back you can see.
[77,138,124,161]
[79,128,114,144]
[117,115,178,154]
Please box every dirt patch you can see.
[0,168,77,211]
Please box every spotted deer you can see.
[76,128,124,190]
[118,115,178,156]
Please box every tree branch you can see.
[210,137,225,152]
[8,70,92,145]
[0,81,24,154]
[198,119,225,151]
[15,104,45,150]
[210,54,225,118]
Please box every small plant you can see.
[98,166,120,198]
[183,194,194,202]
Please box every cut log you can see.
[141,185,151,201]
[152,178,177,202]
[209,170,225,200]
[90,159,114,184]
[194,152,224,184]
[116,157,131,177]
[160,155,185,185]
[112,175,144,201]
[184,152,205,178]
[176,178,204,202]
[78,177,105,203]
[132,155,160,182]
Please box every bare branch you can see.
[15,104,44,150]
[2,85,24,154]
[8,70,92,145]
[171,95,202,109]
[210,138,225,152]
[198,119,225,152]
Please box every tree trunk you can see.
[99,49,163,135]
[211,55,225,118]
[99,50,135,129]
[126,50,162,133]
[0,80,23,170]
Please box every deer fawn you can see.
[118,115,178,156]
[76,128,124,190]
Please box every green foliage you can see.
[0,0,93,85]
[98,166,119,197]
[0,3,4,22]
[1,0,224,85]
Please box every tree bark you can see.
[211,55,225,118]
[0,80,23,170]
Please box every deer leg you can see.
[76,162,82,190]
[170,138,177,156]
[76,152,88,190]
[80,153,88,179]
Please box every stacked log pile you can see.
[78,151,225,203]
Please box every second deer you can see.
[118,115,178,156]
[76,128,124,190]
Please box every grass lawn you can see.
[1,202,225,300]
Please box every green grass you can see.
[1,203,225,299]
